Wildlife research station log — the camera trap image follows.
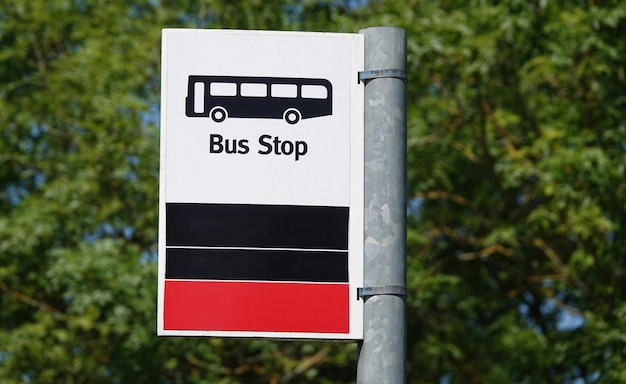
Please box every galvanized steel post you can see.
[356,27,407,384]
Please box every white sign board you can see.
[158,29,364,340]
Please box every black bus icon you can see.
[185,76,333,125]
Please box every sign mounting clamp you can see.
[358,69,407,84]
[357,285,407,301]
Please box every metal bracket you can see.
[358,69,407,84]
[357,285,407,301]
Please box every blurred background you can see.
[1,0,625,382]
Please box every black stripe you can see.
[166,203,348,250]
[166,248,348,282]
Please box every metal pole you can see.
[356,27,407,384]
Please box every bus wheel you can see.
[210,107,227,122]
[284,109,301,125]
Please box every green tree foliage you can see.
[0,1,357,383]
[2,0,626,383]
[339,0,626,382]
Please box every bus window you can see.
[210,82,237,97]
[194,82,205,113]
[271,84,297,98]
[301,84,328,99]
[240,83,267,97]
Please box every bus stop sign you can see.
[158,29,364,340]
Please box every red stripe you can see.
[164,280,349,333]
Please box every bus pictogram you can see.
[185,76,333,125]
